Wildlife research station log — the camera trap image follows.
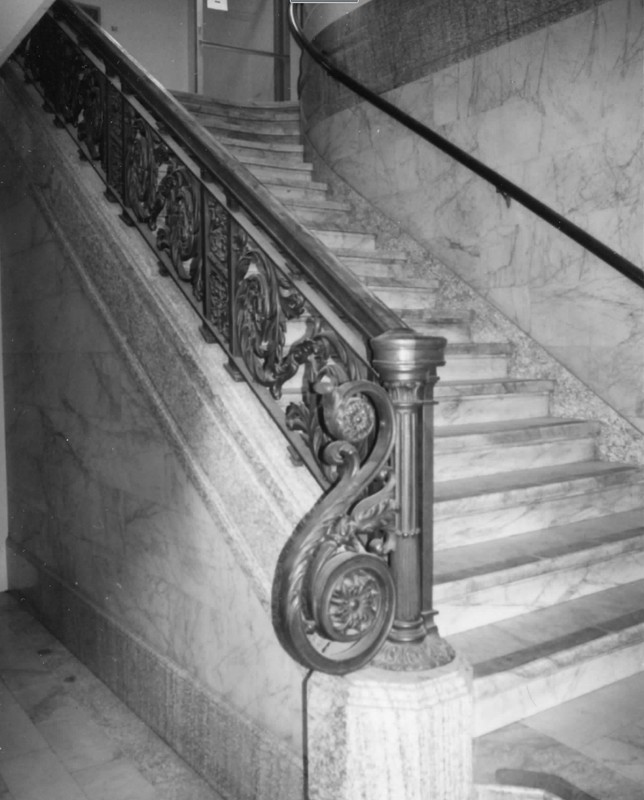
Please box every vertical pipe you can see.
[273,0,289,101]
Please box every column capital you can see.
[371,329,446,385]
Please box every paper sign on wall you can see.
[207,0,228,10]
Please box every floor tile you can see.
[73,757,157,800]
[523,701,632,748]
[576,723,644,784]
[0,690,49,762]
[0,772,14,800]
[0,592,222,800]
[36,707,121,772]
[0,749,86,800]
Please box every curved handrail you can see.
[289,6,644,291]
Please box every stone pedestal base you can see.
[306,656,473,800]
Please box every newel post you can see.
[305,331,475,800]
[370,329,455,669]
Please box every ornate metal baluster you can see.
[205,195,232,342]
[104,82,124,201]
[274,330,456,674]
[18,17,459,674]
[272,376,397,675]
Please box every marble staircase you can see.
[175,92,644,736]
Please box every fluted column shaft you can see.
[371,329,454,667]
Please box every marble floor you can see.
[0,592,223,800]
[2,590,644,800]
[475,672,644,800]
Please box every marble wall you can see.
[0,63,318,799]
[304,0,644,432]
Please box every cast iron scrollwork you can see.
[202,197,231,339]
[272,376,397,675]
[124,113,162,223]
[154,160,201,281]
[77,67,105,161]
[124,115,201,283]
[234,230,308,398]
[285,327,370,482]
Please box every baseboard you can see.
[7,541,304,800]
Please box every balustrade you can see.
[15,1,453,675]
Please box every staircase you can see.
[175,91,644,737]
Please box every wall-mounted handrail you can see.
[289,5,644,291]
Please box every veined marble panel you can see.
[438,544,644,635]
[5,548,304,800]
[435,480,644,548]
[0,61,326,797]
[473,626,644,736]
[305,0,644,434]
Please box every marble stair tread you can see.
[245,162,315,184]
[450,579,644,673]
[435,417,598,449]
[435,418,598,478]
[435,390,552,427]
[284,198,351,213]
[200,122,301,144]
[216,137,305,157]
[265,183,330,202]
[445,342,513,356]
[435,378,554,397]
[173,90,300,118]
[232,150,310,169]
[405,315,473,343]
[365,276,440,311]
[435,509,644,594]
[402,307,472,330]
[330,250,410,279]
[255,170,325,189]
[193,114,301,136]
[448,580,644,734]
[435,461,644,506]
[364,275,439,290]
[435,512,644,635]
[311,229,377,252]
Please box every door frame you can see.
[193,0,290,100]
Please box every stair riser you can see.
[410,321,472,342]
[435,393,549,425]
[472,630,644,736]
[292,207,354,228]
[371,287,438,311]
[223,144,304,163]
[192,115,301,135]
[438,356,509,381]
[203,124,300,144]
[247,166,314,185]
[341,257,410,281]
[177,96,300,121]
[313,230,376,252]
[436,436,596,481]
[269,185,330,203]
[438,542,644,635]
[435,483,644,549]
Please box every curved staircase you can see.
[175,91,644,737]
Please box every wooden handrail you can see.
[290,5,644,291]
